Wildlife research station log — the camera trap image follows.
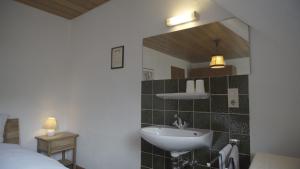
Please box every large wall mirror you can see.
[142,18,250,80]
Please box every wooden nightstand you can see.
[35,132,79,169]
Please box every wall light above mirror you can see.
[166,11,199,27]
[142,18,250,80]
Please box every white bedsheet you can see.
[0,143,67,169]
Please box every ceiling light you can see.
[166,11,199,27]
[210,55,225,68]
[210,39,226,68]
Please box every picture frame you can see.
[111,46,124,69]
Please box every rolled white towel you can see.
[219,144,232,169]
[228,145,239,169]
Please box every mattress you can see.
[250,153,300,169]
[0,143,67,169]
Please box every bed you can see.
[250,153,300,169]
[0,118,67,169]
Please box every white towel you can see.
[219,144,232,169]
[228,145,239,169]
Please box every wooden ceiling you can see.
[143,22,250,63]
[16,0,109,19]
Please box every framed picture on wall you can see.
[111,46,124,69]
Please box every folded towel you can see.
[219,144,232,169]
[228,145,239,169]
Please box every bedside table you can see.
[35,132,79,169]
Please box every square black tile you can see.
[230,134,250,154]
[153,155,165,169]
[230,114,249,135]
[153,145,165,156]
[141,152,152,168]
[210,150,220,168]
[229,95,249,114]
[179,79,187,93]
[229,75,249,94]
[141,138,152,153]
[165,157,172,169]
[194,112,210,129]
[142,94,152,109]
[194,99,210,112]
[164,152,172,159]
[179,100,193,111]
[165,79,178,93]
[179,111,193,127]
[153,96,164,110]
[165,99,178,111]
[239,154,250,169]
[141,123,152,128]
[142,80,153,94]
[181,151,193,161]
[153,80,165,94]
[153,110,164,125]
[212,131,229,151]
[141,110,152,124]
[194,165,210,169]
[211,95,228,113]
[194,147,210,165]
[164,111,178,126]
[210,76,228,94]
[211,113,230,132]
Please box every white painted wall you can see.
[214,0,300,157]
[191,57,251,75]
[143,47,191,80]
[66,0,232,169]
[0,0,71,150]
[3,1,299,169]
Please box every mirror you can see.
[142,18,250,80]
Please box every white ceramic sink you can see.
[140,126,213,157]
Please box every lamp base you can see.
[47,129,55,136]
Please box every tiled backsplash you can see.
[141,75,250,169]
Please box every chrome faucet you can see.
[173,114,188,129]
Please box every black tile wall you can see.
[194,99,210,112]
[229,75,249,94]
[210,77,228,94]
[194,112,210,129]
[141,75,250,169]
[211,95,228,113]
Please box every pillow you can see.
[0,114,9,143]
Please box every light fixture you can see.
[210,39,225,68]
[43,117,57,136]
[166,11,199,27]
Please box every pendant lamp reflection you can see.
[210,40,225,68]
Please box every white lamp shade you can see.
[43,117,57,130]
[209,55,225,68]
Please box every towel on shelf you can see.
[219,144,232,169]
[228,145,239,169]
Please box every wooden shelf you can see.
[59,159,73,166]
[156,92,209,100]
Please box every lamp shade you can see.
[209,55,225,68]
[43,117,57,130]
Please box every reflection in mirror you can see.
[142,18,250,80]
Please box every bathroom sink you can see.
[140,126,213,157]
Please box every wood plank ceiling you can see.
[143,22,250,63]
[15,0,109,19]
